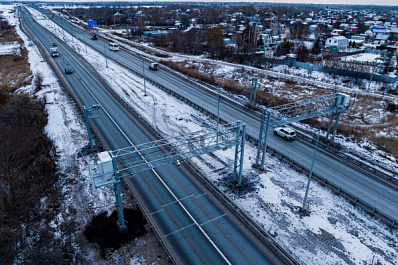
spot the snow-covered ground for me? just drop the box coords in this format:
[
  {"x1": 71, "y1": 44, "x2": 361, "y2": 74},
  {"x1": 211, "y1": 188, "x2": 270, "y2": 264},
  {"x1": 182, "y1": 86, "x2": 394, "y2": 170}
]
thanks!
[
  {"x1": 4, "y1": 4, "x2": 398, "y2": 264},
  {"x1": 344, "y1": 53, "x2": 382, "y2": 63},
  {"x1": 0, "y1": 41, "x2": 21, "y2": 55}
]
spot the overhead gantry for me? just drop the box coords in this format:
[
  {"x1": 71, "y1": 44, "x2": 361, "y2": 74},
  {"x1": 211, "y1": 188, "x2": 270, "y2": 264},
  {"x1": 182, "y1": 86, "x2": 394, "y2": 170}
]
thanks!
[
  {"x1": 91, "y1": 121, "x2": 246, "y2": 229},
  {"x1": 255, "y1": 93, "x2": 351, "y2": 169}
]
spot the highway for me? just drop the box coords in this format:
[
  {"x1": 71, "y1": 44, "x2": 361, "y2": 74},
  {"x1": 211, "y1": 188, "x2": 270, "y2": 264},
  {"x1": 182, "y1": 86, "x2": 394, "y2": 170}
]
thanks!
[
  {"x1": 21, "y1": 8, "x2": 298, "y2": 265},
  {"x1": 40, "y1": 9, "x2": 398, "y2": 226}
]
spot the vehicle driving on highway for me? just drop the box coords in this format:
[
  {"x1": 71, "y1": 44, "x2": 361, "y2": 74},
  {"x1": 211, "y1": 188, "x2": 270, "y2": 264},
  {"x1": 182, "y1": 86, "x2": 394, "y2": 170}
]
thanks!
[
  {"x1": 109, "y1": 42, "x2": 119, "y2": 51},
  {"x1": 274, "y1": 127, "x2": 296, "y2": 141},
  {"x1": 149, "y1": 62, "x2": 159, "y2": 70},
  {"x1": 50, "y1": 47, "x2": 59, "y2": 57},
  {"x1": 65, "y1": 67, "x2": 73, "y2": 74}
]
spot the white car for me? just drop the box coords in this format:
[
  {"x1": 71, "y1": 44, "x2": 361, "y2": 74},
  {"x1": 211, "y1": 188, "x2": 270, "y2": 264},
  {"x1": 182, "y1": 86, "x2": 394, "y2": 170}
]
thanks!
[{"x1": 274, "y1": 127, "x2": 296, "y2": 141}]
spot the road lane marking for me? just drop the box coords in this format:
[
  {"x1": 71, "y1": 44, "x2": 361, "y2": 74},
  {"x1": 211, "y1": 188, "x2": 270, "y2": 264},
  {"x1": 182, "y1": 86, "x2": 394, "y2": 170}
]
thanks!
[
  {"x1": 151, "y1": 194, "x2": 195, "y2": 215},
  {"x1": 200, "y1": 213, "x2": 227, "y2": 227},
  {"x1": 164, "y1": 223, "x2": 196, "y2": 237}
]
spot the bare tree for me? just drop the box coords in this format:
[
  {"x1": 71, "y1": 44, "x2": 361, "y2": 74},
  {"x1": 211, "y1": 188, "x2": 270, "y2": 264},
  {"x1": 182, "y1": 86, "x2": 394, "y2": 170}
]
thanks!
[
  {"x1": 34, "y1": 73, "x2": 43, "y2": 93},
  {"x1": 206, "y1": 26, "x2": 225, "y2": 58}
]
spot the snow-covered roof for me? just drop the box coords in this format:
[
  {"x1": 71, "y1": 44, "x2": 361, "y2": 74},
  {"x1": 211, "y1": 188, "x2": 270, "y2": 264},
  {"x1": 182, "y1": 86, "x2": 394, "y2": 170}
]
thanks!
[{"x1": 330, "y1": 35, "x2": 348, "y2": 41}]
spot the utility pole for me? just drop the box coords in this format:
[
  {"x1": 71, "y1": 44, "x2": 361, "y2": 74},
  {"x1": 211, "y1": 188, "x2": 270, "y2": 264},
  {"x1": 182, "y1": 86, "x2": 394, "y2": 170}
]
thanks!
[
  {"x1": 83, "y1": 104, "x2": 101, "y2": 150},
  {"x1": 249, "y1": 77, "x2": 258, "y2": 107},
  {"x1": 301, "y1": 119, "x2": 323, "y2": 213},
  {"x1": 103, "y1": 41, "x2": 108, "y2": 68},
  {"x1": 84, "y1": 34, "x2": 87, "y2": 53},
  {"x1": 142, "y1": 56, "x2": 147, "y2": 96},
  {"x1": 217, "y1": 82, "x2": 221, "y2": 144}
]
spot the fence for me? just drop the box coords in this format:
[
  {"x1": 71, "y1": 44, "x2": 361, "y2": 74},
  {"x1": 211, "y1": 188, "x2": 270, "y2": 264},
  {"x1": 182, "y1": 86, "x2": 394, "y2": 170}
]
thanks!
[
  {"x1": 288, "y1": 60, "x2": 397, "y2": 84},
  {"x1": 257, "y1": 56, "x2": 397, "y2": 84}
]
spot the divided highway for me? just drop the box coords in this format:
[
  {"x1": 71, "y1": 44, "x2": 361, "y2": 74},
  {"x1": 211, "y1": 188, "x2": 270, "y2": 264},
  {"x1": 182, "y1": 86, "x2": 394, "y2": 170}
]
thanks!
[
  {"x1": 42, "y1": 9, "x2": 398, "y2": 226},
  {"x1": 21, "y1": 8, "x2": 298, "y2": 265}
]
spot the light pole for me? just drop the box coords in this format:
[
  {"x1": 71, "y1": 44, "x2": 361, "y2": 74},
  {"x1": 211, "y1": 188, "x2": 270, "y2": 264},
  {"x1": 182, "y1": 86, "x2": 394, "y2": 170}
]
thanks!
[
  {"x1": 84, "y1": 34, "x2": 87, "y2": 53},
  {"x1": 142, "y1": 56, "x2": 147, "y2": 96},
  {"x1": 368, "y1": 58, "x2": 381, "y2": 92},
  {"x1": 301, "y1": 119, "x2": 323, "y2": 213},
  {"x1": 217, "y1": 81, "x2": 221, "y2": 144},
  {"x1": 103, "y1": 41, "x2": 108, "y2": 68},
  {"x1": 83, "y1": 104, "x2": 101, "y2": 151},
  {"x1": 368, "y1": 66, "x2": 375, "y2": 92}
]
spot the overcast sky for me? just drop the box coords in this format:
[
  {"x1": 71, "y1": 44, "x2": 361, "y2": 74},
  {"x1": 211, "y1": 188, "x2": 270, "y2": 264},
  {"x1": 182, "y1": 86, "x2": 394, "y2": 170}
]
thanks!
[
  {"x1": 18, "y1": 0, "x2": 398, "y2": 5},
  {"x1": 255, "y1": 0, "x2": 398, "y2": 5}
]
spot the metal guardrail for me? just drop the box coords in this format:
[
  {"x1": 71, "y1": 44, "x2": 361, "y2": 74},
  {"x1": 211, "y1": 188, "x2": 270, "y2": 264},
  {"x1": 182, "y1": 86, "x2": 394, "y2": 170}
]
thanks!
[
  {"x1": 294, "y1": 131, "x2": 398, "y2": 190},
  {"x1": 266, "y1": 145, "x2": 397, "y2": 229},
  {"x1": 40, "y1": 20, "x2": 300, "y2": 263},
  {"x1": 23, "y1": 10, "x2": 180, "y2": 263},
  {"x1": 40, "y1": 10, "x2": 398, "y2": 230},
  {"x1": 123, "y1": 178, "x2": 177, "y2": 264},
  {"x1": 184, "y1": 160, "x2": 300, "y2": 265},
  {"x1": 95, "y1": 33, "x2": 398, "y2": 229}
]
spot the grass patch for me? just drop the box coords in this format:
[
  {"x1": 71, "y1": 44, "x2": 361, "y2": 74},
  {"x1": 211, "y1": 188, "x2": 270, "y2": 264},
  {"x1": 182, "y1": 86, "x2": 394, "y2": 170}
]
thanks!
[
  {"x1": 113, "y1": 33, "x2": 171, "y2": 58},
  {"x1": 0, "y1": 18, "x2": 80, "y2": 264},
  {"x1": 0, "y1": 20, "x2": 31, "y2": 93},
  {"x1": 369, "y1": 135, "x2": 398, "y2": 159},
  {"x1": 161, "y1": 60, "x2": 398, "y2": 158},
  {"x1": 0, "y1": 20, "x2": 23, "y2": 44},
  {"x1": 1, "y1": 48, "x2": 32, "y2": 93}
]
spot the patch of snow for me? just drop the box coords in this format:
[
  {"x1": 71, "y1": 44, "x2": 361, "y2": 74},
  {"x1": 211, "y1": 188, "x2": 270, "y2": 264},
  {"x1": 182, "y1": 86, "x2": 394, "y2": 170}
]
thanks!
[
  {"x1": 0, "y1": 41, "x2": 21, "y2": 55},
  {"x1": 344, "y1": 53, "x2": 381, "y2": 63},
  {"x1": 11, "y1": 5, "x2": 398, "y2": 265}
]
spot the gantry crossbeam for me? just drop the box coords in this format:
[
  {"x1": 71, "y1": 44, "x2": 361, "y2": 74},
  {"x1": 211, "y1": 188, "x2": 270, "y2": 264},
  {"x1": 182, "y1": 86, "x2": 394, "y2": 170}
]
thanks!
[
  {"x1": 109, "y1": 121, "x2": 245, "y2": 178},
  {"x1": 256, "y1": 93, "x2": 351, "y2": 167},
  {"x1": 91, "y1": 121, "x2": 246, "y2": 229},
  {"x1": 268, "y1": 94, "x2": 342, "y2": 127}
]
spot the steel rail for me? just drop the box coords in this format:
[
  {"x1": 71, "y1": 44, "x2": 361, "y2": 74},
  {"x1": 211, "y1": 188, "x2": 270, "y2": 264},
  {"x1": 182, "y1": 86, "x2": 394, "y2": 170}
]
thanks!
[
  {"x1": 43, "y1": 12, "x2": 398, "y2": 228},
  {"x1": 22, "y1": 8, "x2": 300, "y2": 264}
]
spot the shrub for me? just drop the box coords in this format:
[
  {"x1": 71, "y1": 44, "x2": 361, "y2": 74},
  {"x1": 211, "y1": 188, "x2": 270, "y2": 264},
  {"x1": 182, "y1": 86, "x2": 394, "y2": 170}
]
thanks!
[
  {"x1": 34, "y1": 73, "x2": 44, "y2": 93},
  {"x1": 0, "y1": 94, "x2": 58, "y2": 262}
]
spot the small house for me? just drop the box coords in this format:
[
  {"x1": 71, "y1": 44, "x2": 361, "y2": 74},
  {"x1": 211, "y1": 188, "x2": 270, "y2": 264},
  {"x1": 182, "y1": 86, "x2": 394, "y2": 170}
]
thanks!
[{"x1": 325, "y1": 36, "x2": 348, "y2": 52}]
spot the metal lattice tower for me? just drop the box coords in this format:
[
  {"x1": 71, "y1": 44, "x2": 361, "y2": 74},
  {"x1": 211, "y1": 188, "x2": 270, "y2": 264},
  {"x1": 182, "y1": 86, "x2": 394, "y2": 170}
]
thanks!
[
  {"x1": 91, "y1": 121, "x2": 247, "y2": 229},
  {"x1": 255, "y1": 93, "x2": 351, "y2": 168},
  {"x1": 83, "y1": 104, "x2": 101, "y2": 150}
]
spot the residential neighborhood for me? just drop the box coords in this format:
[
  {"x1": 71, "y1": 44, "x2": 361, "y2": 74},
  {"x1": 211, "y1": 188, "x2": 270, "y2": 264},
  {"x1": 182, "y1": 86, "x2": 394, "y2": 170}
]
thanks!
[
  {"x1": 55, "y1": 3, "x2": 398, "y2": 88},
  {"x1": 1, "y1": 2, "x2": 398, "y2": 265}
]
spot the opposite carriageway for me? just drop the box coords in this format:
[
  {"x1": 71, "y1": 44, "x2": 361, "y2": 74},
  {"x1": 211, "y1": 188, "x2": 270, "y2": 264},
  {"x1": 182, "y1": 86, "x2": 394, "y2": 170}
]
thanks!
[
  {"x1": 42, "y1": 9, "x2": 398, "y2": 227},
  {"x1": 22, "y1": 8, "x2": 299, "y2": 265}
]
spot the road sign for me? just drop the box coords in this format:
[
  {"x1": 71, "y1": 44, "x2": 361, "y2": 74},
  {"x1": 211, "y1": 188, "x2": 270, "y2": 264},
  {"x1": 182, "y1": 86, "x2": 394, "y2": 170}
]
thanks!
[{"x1": 87, "y1": 20, "x2": 97, "y2": 28}]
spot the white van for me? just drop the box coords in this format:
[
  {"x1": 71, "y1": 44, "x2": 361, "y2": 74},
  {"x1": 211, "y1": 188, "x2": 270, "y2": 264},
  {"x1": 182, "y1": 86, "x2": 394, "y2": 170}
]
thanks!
[
  {"x1": 149, "y1": 62, "x2": 159, "y2": 70},
  {"x1": 109, "y1": 43, "x2": 119, "y2": 51}
]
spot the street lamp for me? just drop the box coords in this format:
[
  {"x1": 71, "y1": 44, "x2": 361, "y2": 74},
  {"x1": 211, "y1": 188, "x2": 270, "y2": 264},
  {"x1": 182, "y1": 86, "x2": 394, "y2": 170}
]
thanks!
[
  {"x1": 301, "y1": 119, "x2": 323, "y2": 214},
  {"x1": 103, "y1": 41, "x2": 108, "y2": 68},
  {"x1": 142, "y1": 56, "x2": 147, "y2": 96},
  {"x1": 368, "y1": 58, "x2": 383, "y2": 92},
  {"x1": 217, "y1": 81, "x2": 221, "y2": 144},
  {"x1": 84, "y1": 34, "x2": 87, "y2": 53}
]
